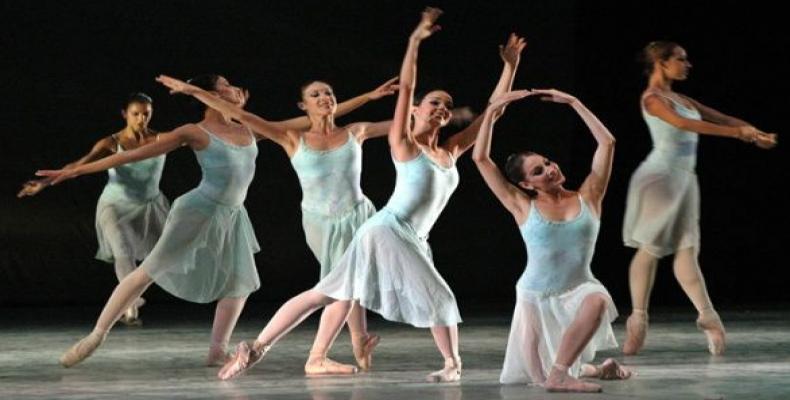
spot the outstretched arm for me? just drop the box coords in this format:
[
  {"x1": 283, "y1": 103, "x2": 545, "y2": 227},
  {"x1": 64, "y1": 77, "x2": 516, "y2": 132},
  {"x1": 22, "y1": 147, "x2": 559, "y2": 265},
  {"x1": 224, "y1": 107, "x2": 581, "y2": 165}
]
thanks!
[
  {"x1": 389, "y1": 7, "x2": 443, "y2": 161},
  {"x1": 682, "y1": 95, "x2": 750, "y2": 126},
  {"x1": 472, "y1": 90, "x2": 532, "y2": 223},
  {"x1": 681, "y1": 95, "x2": 777, "y2": 149},
  {"x1": 444, "y1": 33, "x2": 527, "y2": 158},
  {"x1": 156, "y1": 75, "x2": 300, "y2": 152},
  {"x1": 18, "y1": 136, "x2": 116, "y2": 197},
  {"x1": 36, "y1": 126, "x2": 195, "y2": 186},
  {"x1": 644, "y1": 94, "x2": 776, "y2": 148},
  {"x1": 280, "y1": 76, "x2": 399, "y2": 133}
]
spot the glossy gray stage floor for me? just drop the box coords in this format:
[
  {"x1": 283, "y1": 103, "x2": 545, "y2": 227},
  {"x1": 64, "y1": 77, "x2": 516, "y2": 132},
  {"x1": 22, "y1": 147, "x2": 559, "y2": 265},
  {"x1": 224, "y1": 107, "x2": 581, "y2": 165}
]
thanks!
[{"x1": 2, "y1": 305, "x2": 789, "y2": 399}]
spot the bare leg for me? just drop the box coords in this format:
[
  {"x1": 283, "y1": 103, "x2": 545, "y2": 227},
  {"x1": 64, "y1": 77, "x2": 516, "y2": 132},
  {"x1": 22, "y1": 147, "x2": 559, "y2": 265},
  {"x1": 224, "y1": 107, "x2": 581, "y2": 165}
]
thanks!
[
  {"x1": 426, "y1": 325, "x2": 461, "y2": 383},
  {"x1": 624, "y1": 248, "x2": 658, "y2": 355},
  {"x1": 672, "y1": 247, "x2": 726, "y2": 355},
  {"x1": 346, "y1": 301, "x2": 380, "y2": 371},
  {"x1": 544, "y1": 294, "x2": 608, "y2": 393},
  {"x1": 218, "y1": 289, "x2": 343, "y2": 380},
  {"x1": 60, "y1": 267, "x2": 154, "y2": 367},
  {"x1": 305, "y1": 300, "x2": 357, "y2": 375},
  {"x1": 113, "y1": 256, "x2": 145, "y2": 326},
  {"x1": 206, "y1": 296, "x2": 247, "y2": 366}
]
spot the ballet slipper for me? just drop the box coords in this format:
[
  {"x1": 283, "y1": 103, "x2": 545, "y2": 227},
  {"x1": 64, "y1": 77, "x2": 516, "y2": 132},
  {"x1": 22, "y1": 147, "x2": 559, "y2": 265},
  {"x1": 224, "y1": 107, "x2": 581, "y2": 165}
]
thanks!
[
  {"x1": 352, "y1": 333, "x2": 380, "y2": 371},
  {"x1": 623, "y1": 310, "x2": 648, "y2": 355},
  {"x1": 696, "y1": 310, "x2": 726, "y2": 355},
  {"x1": 426, "y1": 357, "x2": 462, "y2": 383},
  {"x1": 544, "y1": 365, "x2": 602, "y2": 393},
  {"x1": 217, "y1": 341, "x2": 269, "y2": 380},
  {"x1": 60, "y1": 330, "x2": 107, "y2": 368},
  {"x1": 304, "y1": 356, "x2": 358, "y2": 377}
]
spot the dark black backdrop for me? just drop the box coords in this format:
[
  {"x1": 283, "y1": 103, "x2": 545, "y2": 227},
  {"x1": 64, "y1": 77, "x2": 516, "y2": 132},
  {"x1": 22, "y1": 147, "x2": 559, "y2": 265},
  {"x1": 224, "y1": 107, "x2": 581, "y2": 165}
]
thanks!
[{"x1": 1, "y1": 1, "x2": 786, "y2": 312}]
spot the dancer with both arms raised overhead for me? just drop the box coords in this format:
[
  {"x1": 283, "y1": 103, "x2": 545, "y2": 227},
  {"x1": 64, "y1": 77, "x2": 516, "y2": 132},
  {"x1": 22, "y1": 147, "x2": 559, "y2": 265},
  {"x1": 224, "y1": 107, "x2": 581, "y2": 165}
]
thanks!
[{"x1": 472, "y1": 88, "x2": 631, "y2": 392}]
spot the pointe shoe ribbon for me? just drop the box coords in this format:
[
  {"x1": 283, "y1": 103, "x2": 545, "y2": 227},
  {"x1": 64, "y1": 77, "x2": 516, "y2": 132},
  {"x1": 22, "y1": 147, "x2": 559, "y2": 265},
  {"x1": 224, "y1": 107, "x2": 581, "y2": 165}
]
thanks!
[
  {"x1": 352, "y1": 334, "x2": 380, "y2": 371},
  {"x1": 426, "y1": 357, "x2": 462, "y2": 383},
  {"x1": 696, "y1": 311, "x2": 726, "y2": 355},
  {"x1": 623, "y1": 311, "x2": 648, "y2": 355},
  {"x1": 217, "y1": 341, "x2": 269, "y2": 380}
]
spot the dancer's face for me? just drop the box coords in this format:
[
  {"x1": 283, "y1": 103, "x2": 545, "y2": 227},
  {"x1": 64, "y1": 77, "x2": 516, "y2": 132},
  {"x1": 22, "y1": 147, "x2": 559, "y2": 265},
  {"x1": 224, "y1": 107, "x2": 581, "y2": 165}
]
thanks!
[
  {"x1": 413, "y1": 90, "x2": 453, "y2": 128},
  {"x1": 660, "y1": 46, "x2": 692, "y2": 81},
  {"x1": 300, "y1": 82, "x2": 337, "y2": 117},
  {"x1": 122, "y1": 102, "x2": 152, "y2": 133},
  {"x1": 521, "y1": 153, "x2": 565, "y2": 191},
  {"x1": 213, "y1": 76, "x2": 246, "y2": 106}
]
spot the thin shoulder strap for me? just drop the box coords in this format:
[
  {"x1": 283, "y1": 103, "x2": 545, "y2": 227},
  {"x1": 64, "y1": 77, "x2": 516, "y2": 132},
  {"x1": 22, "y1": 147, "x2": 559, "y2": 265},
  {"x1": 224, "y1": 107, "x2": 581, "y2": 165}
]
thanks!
[
  {"x1": 244, "y1": 125, "x2": 256, "y2": 141},
  {"x1": 195, "y1": 124, "x2": 212, "y2": 136},
  {"x1": 110, "y1": 133, "x2": 122, "y2": 152}
]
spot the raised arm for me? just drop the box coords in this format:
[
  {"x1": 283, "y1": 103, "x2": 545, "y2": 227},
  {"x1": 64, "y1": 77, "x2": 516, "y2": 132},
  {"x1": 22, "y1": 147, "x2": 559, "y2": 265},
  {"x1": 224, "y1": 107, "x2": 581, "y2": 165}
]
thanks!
[
  {"x1": 472, "y1": 90, "x2": 532, "y2": 223},
  {"x1": 352, "y1": 106, "x2": 475, "y2": 143},
  {"x1": 644, "y1": 94, "x2": 776, "y2": 148},
  {"x1": 390, "y1": 7, "x2": 443, "y2": 161},
  {"x1": 18, "y1": 135, "x2": 116, "y2": 197},
  {"x1": 36, "y1": 126, "x2": 195, "y2": 186},
  {"x1": 534, "y1": 90, "x2": 615, "y2": 212},
  {"x1": 443, "y1": 33, "x2": 527, "y2": 158}
]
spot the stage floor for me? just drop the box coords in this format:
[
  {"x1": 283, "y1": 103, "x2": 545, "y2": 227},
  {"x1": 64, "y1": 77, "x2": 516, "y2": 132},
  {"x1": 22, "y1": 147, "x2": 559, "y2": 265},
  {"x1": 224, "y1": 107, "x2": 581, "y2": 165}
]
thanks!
[{"x1": 1, "y1": 306, "x2": 789, "y2": 399}]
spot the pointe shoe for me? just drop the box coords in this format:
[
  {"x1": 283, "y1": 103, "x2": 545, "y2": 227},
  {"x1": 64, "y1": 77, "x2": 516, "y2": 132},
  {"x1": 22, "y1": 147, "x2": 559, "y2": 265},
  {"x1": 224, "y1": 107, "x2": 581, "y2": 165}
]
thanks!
[
  {"x1": 426, "y1": 358, "x2": 462, "y2": 383},
  {"x1": 588, "y1": 358, "x2": 632, "y2": 380},
  {"x1": 352, "y1": 333, "x2": 380, "y2": 371},
  {"x1": 544, "y1": 366, "x2": 602, "y2": 393},
  {"x1": 119, "y1": 298, "x2": 145, "y2": 327},
  {"x1": 217, "y1": 341, "x2": 269, "y2": 380},
  {"x1": 60, "y1": 331, "x2": 107, "y2": 368},
  {"x1": 305, "y1": 357, "x2": 358, "y2": 377},
  {"x1": 623, "y1": 311, "x2": 648, "y2": 355},
  {"x1": 696, "y1": 310, "x2": 726, "y2": 355},
  {"x1": 206, "y1": 345, "x2": 232, "y2": 367}
]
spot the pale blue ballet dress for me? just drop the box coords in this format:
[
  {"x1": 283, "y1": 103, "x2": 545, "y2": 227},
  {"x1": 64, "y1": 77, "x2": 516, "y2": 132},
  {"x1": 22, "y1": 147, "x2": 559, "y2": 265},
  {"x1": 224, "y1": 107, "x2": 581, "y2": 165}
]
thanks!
[
  {"x1": 290, "y1": 132, "x2": 376, "y2": 279},
  {"x1": 315, "y1": 150, "x2": 462, "y2": 328},
  {"x1": 500, "y1": 196, "x2": 618, "y2": 384},
  {"x1": 95, "y1": 135, "x2": 169, "y2": 263},
  {"x1": 623, "y1": 92, "x2": 701, "y2": 257},
  {"x1": 141, "y1": 125, "x2": 261, "y2": 303}
]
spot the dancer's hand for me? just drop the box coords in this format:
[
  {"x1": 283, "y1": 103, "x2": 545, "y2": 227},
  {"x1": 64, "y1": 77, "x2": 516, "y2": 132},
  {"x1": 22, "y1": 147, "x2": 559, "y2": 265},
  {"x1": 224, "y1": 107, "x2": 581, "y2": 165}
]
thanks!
[
  {"x1": 17, "y1": 179, "x2": 49, "y2": 198},
  {"x1": 487, "y1": 90, "x2": 532, "y2": 116},
  {"x1": 410, "y1": 7, "x2": 443, "y2": 42},
  {"x1": 155, "y1": 75, "x2": 201, "y2": 95},
  {"x1": 238, "y1": 87, "x2": 251, "y2": 108},
  {"x1": 367, "y1": 77, "x2": 400, "y2": 100},
  {"x1": 530, "y1": 89, "x2": 578, "y2": 104},
  {"x1": 754, "y1": 131, "x2": 778, "y2": 149},
  {"x1": 35, "y1": 167, "x2": 82, "y2": 186},
  {"x1": 737, "y1": 125, "x2": 759, "y2": 143},
  {"x1": 499, "y1": 33, "x2": 527, "y2": 67},
  {"x1": 449, "y1": 106, "x2": 476, "y2": 126}
]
